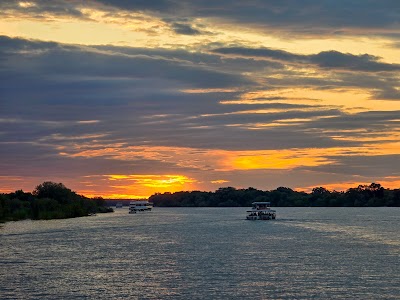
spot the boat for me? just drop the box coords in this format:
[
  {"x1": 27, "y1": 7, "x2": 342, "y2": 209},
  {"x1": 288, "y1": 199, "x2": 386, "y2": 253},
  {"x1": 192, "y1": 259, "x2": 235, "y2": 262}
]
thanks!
[
  {"x1": 129, "y1": 200, "x2": 152, "y2": 214},
  {"x1": 246, "y1": 202, "x2": 276, "y2": 220}
]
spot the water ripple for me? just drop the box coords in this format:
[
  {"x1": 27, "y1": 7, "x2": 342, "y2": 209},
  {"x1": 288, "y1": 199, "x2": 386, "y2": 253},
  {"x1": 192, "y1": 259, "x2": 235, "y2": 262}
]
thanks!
[{"x1": 1, "y1": 207, "x2": 399, "y2": 299}]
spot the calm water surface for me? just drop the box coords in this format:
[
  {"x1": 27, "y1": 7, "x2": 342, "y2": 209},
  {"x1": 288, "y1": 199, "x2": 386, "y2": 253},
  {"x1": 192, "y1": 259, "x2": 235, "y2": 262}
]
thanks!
[{"x1": 1, "y1": 207, "x2": 399, "y2": 299}]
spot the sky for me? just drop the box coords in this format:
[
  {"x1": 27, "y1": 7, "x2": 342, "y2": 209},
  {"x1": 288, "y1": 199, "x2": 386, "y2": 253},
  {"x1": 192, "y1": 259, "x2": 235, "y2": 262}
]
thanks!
[{"x1": 1, "y1": 0, "x2": 400, "y2": 198}]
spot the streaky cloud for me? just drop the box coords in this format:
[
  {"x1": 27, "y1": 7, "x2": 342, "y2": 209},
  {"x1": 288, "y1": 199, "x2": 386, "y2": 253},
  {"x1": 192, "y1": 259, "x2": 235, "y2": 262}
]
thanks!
[{"x1": 212, "y1": 46, "x2": 400, "y2": 72}]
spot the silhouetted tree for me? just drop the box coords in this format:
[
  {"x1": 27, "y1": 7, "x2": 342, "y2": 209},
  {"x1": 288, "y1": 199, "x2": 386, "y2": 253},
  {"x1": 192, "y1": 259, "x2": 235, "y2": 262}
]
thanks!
[
  {"x1": 149, "y1": 183, "x2": 399, "y2": 208},
  {"x1": 33, "y1": 182, "x2": 75, "y2": 204},
  {"x1": 1, "y1": 181, "x2": 113, "y2": 222}
]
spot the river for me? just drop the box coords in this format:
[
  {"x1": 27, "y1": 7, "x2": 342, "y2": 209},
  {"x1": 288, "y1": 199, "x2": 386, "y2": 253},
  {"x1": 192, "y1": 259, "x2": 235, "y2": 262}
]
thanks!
[{"x1": 1, "y1": 207, "x2": 399, "y2": 299}]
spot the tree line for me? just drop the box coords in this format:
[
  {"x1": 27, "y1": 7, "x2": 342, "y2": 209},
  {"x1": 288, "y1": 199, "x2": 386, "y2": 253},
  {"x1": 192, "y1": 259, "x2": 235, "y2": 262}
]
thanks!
[
  {"x1": 0, "y1": 181, "x2": 113, "y2": 222},
  {"x1": 149, "y1": 183, "x2": 400, "y2": 207}
]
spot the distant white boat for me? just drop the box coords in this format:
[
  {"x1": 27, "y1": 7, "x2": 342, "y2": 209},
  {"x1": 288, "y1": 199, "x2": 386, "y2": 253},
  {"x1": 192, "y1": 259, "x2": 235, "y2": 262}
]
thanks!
[
  {"x1": 115, "y1": 202, "x2": 123, "y2": 208},
  {"x1": 129, "y1": 201, "x2": 152, "y2": 214},
  {"x1": 246, "y1": 202, "x2": 276, "y2": 220}
]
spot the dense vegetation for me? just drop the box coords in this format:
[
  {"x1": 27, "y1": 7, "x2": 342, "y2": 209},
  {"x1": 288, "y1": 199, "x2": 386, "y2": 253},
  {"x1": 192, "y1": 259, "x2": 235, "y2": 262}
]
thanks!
[
  {"x1": 149, "y1": 183, "x2": 400, "y2": 207},
  {"x1": 0, "y1": 181, "x2": 113, "y2": 222}
]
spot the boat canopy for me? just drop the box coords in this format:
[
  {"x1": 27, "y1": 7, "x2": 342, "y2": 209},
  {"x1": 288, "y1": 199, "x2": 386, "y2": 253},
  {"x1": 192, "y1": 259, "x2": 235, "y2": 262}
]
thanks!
[
  {"x1": 129, "y1": 201, "x2": 151, "y2": 205},
  {"x1": 251, "y1": 202, "x2": 271, "y2": 209}
]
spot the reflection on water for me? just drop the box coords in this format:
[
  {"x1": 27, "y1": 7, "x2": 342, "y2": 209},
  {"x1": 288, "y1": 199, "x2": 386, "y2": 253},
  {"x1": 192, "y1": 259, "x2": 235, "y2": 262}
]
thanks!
[{"x1": 1, "y1": 207, "x2": 399, "y2": 299}]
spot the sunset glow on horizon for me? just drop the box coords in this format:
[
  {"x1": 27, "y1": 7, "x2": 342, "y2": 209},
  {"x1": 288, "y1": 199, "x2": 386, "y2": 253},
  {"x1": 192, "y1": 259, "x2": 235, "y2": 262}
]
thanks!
[{"x1": 1, "y1": 1, "x2": 400, "y2": 198}]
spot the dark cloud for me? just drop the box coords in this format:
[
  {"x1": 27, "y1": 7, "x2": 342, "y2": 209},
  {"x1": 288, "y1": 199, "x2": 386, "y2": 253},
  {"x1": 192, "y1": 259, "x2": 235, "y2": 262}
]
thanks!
[
  {"x1": 310, "y1": 51, "x2": 400, "y2": 72},
  {"x1": 212, "y1": 47, "x2": 301, "y2": 62},
  {"x1": 95, "y1": 44, "x2": 282, "y2": 72},
  {"x1": 303, "y1": 155, "x2": 400, "y2": 178},
  {"x1": 373, "y1": 86, "x2": 400, "y2": 100},
  {"x1": 0, "y1": 0, "x2": 85, "y2": 19},
  {"x1": 93, "y1": 0, "x2": 178, "y2": 12},
  {"x1": 2, "y1": 1, "x2": 399, "y2": 38},
  {"x1": 307, "y1": 110, "x2": 400, "y2": 133},
  {"x1": 191, "y1": 0, "x2": 400, "y2": 36},
  {"x1": 0, "y1": 35, "x2": 59, "y2": 55},
  {"x1": 0, "y1": 36, "x2": 251, "y2": 90},
  {"x1": 212, "y1": 47, "x2": 400, "y2": 72},
  {"x1": 171, "y1": 23, "x2": 202, "y2": 35},
  {"x1": 92, "y1": 1, "x2": 400, "y2": 34}
]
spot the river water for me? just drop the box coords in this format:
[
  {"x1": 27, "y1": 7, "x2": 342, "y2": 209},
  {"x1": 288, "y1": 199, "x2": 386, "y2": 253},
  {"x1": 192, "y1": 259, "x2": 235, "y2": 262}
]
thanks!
[{"x1": 1, "y1": 207, "x2": 399, "y2": 299}]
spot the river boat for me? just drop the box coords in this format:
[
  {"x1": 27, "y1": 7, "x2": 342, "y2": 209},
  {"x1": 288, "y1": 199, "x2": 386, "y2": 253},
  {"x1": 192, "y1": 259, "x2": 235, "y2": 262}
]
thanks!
[
  {"x1": 246, "y1": 202, "x2": 276, "y2": 220},
  {"x1": 129, "y1": 200, "x2": 152, "y2": 214}
]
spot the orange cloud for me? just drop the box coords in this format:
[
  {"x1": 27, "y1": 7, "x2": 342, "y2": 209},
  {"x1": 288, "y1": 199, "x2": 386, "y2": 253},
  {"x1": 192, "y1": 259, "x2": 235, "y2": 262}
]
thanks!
[
  {"x1": 211, "y1": 179, "x2": 230, "y2": 184},
  {"x1": 59, "y1": 140, "x2": 400, "y2": 173}
]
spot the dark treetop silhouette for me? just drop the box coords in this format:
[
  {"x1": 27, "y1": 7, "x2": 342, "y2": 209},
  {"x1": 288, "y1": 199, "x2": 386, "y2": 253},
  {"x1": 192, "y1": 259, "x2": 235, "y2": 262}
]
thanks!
[
  {"x1": 0, "y1": 181, "x2": 113, "y2": 222},
  {"x1": 149, "y1": 183, "x2": 400, "y2": 208}
]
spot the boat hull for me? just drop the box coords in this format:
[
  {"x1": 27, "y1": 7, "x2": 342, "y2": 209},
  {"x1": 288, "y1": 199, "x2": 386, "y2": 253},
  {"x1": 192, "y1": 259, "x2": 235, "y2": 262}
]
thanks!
[{"x1": 246, "y1": 214, "x2": 276, "y2": 220}]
